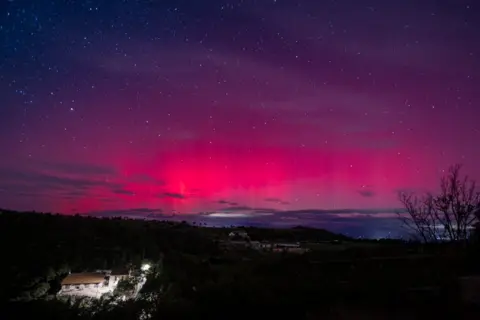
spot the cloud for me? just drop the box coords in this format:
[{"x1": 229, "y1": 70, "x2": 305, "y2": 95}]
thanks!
[
  {"x1": 207, "y1": 212, "x2": 257, "y2": 218},
  {"x1": 162, "y1": 192, "x2": 186, "y2": 199},
  {"x1": 112, "y1": 188, "x2": 135, "y2": 196},
  {"x1": 0, "y1": 160, "x2": 174, "y2": 207},
  {"x1": 200, "y1": 206, "x2": 405, "y2": 238},
  {"x1": 0, "y1": 168, "x2": 118, "y2": 191},
  {"x1": 254, "y1": 208, "x2": 282, "y2": 214},
  {"x1": 216, "y1": 206, "x2": 257, "y2": 212},
  {"x1": 34, "y1": 161, "x2": 117, "y2": 176},
  {"x1": 0, "y1": 161, "x2": 129, "y2": 204},
  {"x1": 125, "y1": 174, "x2": 164, "y2": 185},
  {"x1": 86, "y1": 208, "x2": 165, "y2": 219},
  {"x1": 205, "y1": 206, "x2": 406, "y2": 219},
  {"x1": 82, "y1": 205, "x2": 407, "y2": 238},
  {"x1": 0, "y1": 159, "x2": 121, "y2": 197},
  {"x1": 216, "y1": 199, "x2": 239, "y2": 206},
  {"x1": 276, "y1": 208, "x2": 405, "y2": 216},
  {"x1": 204, "y1": 205, "x2": 278, "y2": 218},
  {"x1": 264, "y1": 197, "x2": 290, "y2": 205},
  {"x1": 357, "y1": 189, "x2": 375, "y2": 197},
  {"x1": 206, "y1": 211, "x2": 275, "y2": 218}
]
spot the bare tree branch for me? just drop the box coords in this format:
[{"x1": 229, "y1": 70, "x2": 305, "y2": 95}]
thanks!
[{"x1": 397, "y1": 164, "x2": 480, "y2": 243}]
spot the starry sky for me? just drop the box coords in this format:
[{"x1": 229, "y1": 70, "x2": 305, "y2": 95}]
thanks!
[{"x1": 0, "y1": 0, "x2": 479, "y2": 238}]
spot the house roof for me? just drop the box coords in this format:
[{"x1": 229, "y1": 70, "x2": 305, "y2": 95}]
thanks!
[{"x1": 61, "y1": 273, "x2": 106, "y2": 285}]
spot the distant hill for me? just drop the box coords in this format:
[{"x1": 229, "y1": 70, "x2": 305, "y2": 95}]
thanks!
[
  {"x1": 0, "y1": 209, "x2": 351, "y2": 243},
  {"x1": 240, "y1": 225, "x2": 350, "y2": 242}
]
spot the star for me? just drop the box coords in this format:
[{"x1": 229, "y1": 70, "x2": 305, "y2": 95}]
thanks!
[{"x1": 0, "y1": 0, "x2": 478, "y2": 239}]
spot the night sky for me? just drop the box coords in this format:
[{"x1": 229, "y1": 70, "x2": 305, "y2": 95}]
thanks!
[{"x1": 1, "y1": 0, "x2": 479, "y2": 238}]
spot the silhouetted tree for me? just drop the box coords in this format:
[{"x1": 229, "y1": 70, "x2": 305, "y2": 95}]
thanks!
[{"x1": 398, "y1": 164, "x2": 480, "y2": 243}]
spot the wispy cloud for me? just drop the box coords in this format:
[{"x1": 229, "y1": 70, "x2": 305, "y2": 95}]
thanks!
[
  {"x1": 34, "y1": 161, "x2": 117, "y2": 176},
  {"x1": 264, "y1": 197, "x2": 290, "y2": 205},
  {"x1": 207, "y1": 204, "x2": 407, "y2": 216},
  {"x1": 85, "y1": 206, "x2": 404, "y2": 238},
  {"x1": 358, "y1": 189, "x2": 375, "y2": 197},
  {"x1": 0, "y1": 168, "x2": 119, "y2": 191},
  {"x1": 86, "y1": 208, "x2": 165, "y2": 219},
  {"x1": 216, "y1": 199, "x2": 239, "y2": 206},
  {"x1": 125, "y1": 174, "x2": 164, "y2": 185},
  {"x1": 112, "y1": 188, "x2": 136, "y2": 196},
  {"x1": 162, "y1": 192, "x2": 186, "y2": 199}
]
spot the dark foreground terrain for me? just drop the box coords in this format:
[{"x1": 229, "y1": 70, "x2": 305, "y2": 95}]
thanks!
[{"x1": 1, "y1": 209, "x2": 480, "y2": 319}]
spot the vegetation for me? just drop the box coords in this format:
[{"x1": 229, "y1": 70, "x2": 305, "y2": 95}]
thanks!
[
  {"x1": 398, "y1": 164, "x2": 480, "y2": 243},
  {"x1": 0, "y1": 207, "x2": 479, "y2": 319},
  {"x1": 114, "y1": 277, "x2": 137, "y2": 296}
]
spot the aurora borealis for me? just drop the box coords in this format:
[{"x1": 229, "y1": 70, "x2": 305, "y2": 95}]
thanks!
[{"x1": 1, "y1": 0, "x2": 479, "y2": 237}]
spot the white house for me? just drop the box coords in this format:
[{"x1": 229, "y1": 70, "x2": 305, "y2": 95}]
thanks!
[
  {"x1": 109, "y1": 268, "x2": 130, "y2": 286},
  {"x1": 58, "y1": 266, "x2": 146, "y2": 300},
  {"x1": 272, "y1": 242, "x2": 309, "y2": 253},
  {"x1": 58, "y1": 272, "x2": 110, "y2": 298},
  {"x1": 228, "y1": 230, "x2": 249, "y2": 240}
]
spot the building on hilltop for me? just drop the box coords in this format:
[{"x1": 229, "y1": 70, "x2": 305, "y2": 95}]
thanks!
[
  {"x1": 110, "y1": 268, "x2": 131, "y2": 285},
  {"x1": 58, "y1": 269, "x2": 135, "y2": 299},
  {"x1": 60, "y1": 273, "x2": 107, "y2": 288},
  {"x1": 58, "y1": 273, "x2": 108, "y2": 298},
  {"x1": 228, "y1": 229, "x2": 250, "y2": 241}
]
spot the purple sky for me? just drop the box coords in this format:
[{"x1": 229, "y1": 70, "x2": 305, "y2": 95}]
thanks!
[{"x1": 0, "y1": 0, "x2": 479, "y2": 237}]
